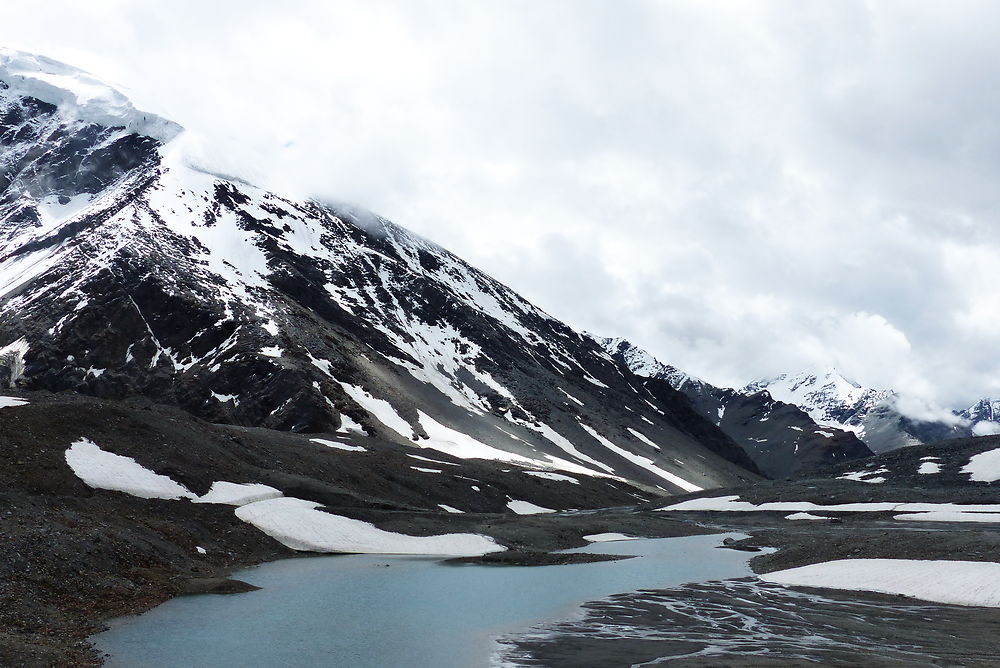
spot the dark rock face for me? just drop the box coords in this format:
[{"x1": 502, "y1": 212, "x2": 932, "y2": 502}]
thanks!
[
  {"x1": 0, "y1": 82, "x2": 759, "y2": 493},
  {"x1": 597, "y1": 337, "x2": 873, "y2": 479}
]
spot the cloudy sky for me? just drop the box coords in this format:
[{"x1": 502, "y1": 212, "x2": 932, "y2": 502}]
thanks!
[{"x1": 4, "y1": 1, "x2": 1000, "y2": 412}]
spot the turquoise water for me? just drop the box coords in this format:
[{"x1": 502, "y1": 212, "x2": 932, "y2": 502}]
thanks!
[{"x1": 93, "y1": 533, "x2": 755, "y2": 668}]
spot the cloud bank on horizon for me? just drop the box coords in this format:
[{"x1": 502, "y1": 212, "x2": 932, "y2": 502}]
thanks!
[{"x1": 3, "y1": 0, "x2": 999, "y2": 412}]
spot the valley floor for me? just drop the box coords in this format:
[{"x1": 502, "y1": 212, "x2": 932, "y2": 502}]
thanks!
[
  {"x1": 3, "y1": 394, "x2": 1000, "y2": 667},
  {"x1": 7, "y1": 500, "x2": 1000, "y2": 666}
]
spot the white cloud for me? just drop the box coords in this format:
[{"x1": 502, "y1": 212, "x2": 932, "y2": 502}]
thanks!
[
  {"x1": 4, "y1": 1, "x2": 1000, "y2": 410},
  {"x1": 973, "y1": 422, "x2": 1000, "y2": 436}
]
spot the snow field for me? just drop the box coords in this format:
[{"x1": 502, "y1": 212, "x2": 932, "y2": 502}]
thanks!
[
  {"x1": 65, "y1": 439, "x2": 196, "y2": 500},
  {"x1": 961, "y1": 448, "x2": 1000, "y2": 483},
  {"x1": 235, "y1": 497, "x2": 503, "y2": 555},
  {"x1": 761, "y1": 559, "x2": 1000, "y2": 608}
]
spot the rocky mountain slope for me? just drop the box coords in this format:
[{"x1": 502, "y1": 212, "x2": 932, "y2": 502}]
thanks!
[
  {"x1": 595, "y1": 337, "x2": 872, "y2": 478},
  {"x1": 0, "y1": 47, "x2": 759, "y2": 496}
]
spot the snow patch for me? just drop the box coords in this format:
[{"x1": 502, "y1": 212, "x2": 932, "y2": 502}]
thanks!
[
  {"x1": 661, "y1": 495, "x2": 1000, "y2": 514},
  {"x1": 894, "y1": 511, "x2": 1000, "y2": 523},
  {"x1": 310, "y1": 437, "x2": 366, "y2": 453},
  {"x1": 761, "y1": 559, "x2": 1000, "y2": 608},
  {"x1": 235, "y1": 497, "x2": 504, "y2": 555},
  {"x1": 918, "y1": 461, "x2": 941, "y2": 475},
  {"x1": 193, "y1": 482, "x2": 283, "y2": 506},
  {"x1": 785, "y1": 512, "x2": 831, "y2": 521},
  {"x1": 626, "y1": 427, "x2": 661, "y2": 450},
  {"x1": 64, "y1": 438, "x2": 194, "y2": 500},
  {"x1": 523, "y1": 470, "x2": 579, "y2": 484},
  {"x1": 578, "y1": 422, "x2": 702, "y2": 493},
  {"x1": 507, "y1": 500, "x2": 556, "y2": 515},
  {"x1": 961, "y1": 448, "x2": 1000, "y2": 483},
  {"x1": 582, "y1": 533, "x2": 641, "y2": 542}
]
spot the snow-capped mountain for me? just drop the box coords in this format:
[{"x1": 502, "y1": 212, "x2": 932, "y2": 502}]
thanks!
[
  {"x1": 595, "y1": 337, "x2": 872, "y2": 478},
  {"x1": 960, "y1": 399, "x2": 1000, "y2": 433},
  {"x1": 742, "y1": 369, "x2": 890, "y2": 437},
  {"x1": 0, "y1": 48, "x2": 759, "y2": 495},
  {"x1": 745, "y1": 370, "x2": 1000, "y2": 453}
]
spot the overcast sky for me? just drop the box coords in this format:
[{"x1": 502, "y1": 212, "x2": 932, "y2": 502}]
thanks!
[{"x1": 5, "y1": 1, "x2": 1000, "y2": 412}]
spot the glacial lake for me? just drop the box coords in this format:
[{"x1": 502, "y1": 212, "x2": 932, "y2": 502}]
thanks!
[{"x1": 93, "y1": 532, "x2": 756, "y2": 667}]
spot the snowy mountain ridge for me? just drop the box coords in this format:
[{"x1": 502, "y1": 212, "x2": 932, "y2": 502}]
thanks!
[
  {"x1": 595, "y1": 337, "x2": 872, "y2": 478},
  {"x1": 742, "y1": 368, "x2": 891, "y2": 438},
  {"x1": 598, "y1": 335, "x2": 1000, "y2": 454},
  {"x1": 0, "y1": 49, "x2": 760, "y2": 495},
  {"x1": 0, "y1": 47, "x2": 180, "y2": 143}
]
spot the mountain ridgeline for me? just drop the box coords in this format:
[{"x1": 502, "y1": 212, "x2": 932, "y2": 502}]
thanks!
[
  {"x1": 595, "y1": 337, "x2": 874, "y2": 478},
  {"x1": 0, "y1": 48, "x2": 760, "y2": 496}
]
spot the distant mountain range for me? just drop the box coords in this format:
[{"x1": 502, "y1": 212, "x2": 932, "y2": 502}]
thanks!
[
  {"x1": 596, "y1": 336, "x2": 999, "y2": 462},
  {"x1": 595, "y1": 337, "x2": 872, "y2": 478}
]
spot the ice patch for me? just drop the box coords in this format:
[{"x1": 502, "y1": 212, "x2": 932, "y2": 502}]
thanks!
[
  {"x1": 0, "y1": 396, "x2": 27, "y2": 408},
  {"x1": 785, "y1": 512, "x2": 831, "y2": 521},
  {"x1": 438, "y1": 504, "x2": 464, "y2": 514},
  {"x1": 234, "y1": 497, "x2": 503, "y2": 555}
]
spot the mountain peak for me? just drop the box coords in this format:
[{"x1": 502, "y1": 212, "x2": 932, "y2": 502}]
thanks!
[
  {"x1": 586, "y1": 334, "x2": 706, "y2": 390},
  {"x1": 0, "y1": 47, "x2": 181, "y2": 143},
  {"x1": 743, "y1": 368, "x2": 890, "y2": 433}
]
